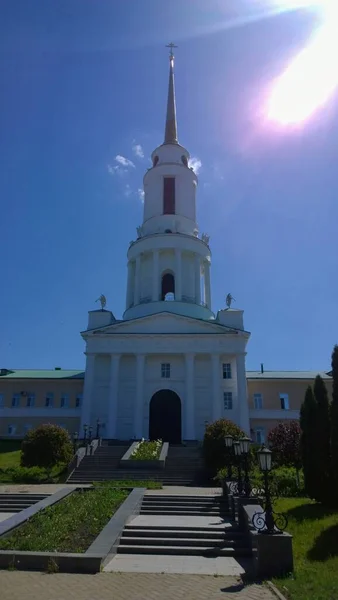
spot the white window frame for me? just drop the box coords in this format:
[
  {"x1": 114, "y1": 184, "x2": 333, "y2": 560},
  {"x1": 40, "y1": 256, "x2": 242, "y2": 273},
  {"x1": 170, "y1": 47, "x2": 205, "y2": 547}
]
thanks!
[
  {"x1": 280, "y1": 393, "x2": 289, "y2": 410},
  {"x1": 222, "y1": 363, "x2": 232, "y2": 379},
  {"x1": 8, "y1": 424, "x2": 16, "y2": 436},
  {"x1": 24, "y1": 424, "x2": 32, "y2": 434},
  {"x1": 0, "y1": 393, "x2": 4, "y2": 408},
  {"x1": 76, "y1": 394, "x2": 83, "y2": 408},
  {"x1": 255, "y1": 428, "x2": 265, "y2": 444},
  {"x1": 60, "y1": 393, "x2": 69, "y2": 408},
  {"x1": 254, "y1": 393, "x2": 263, "y2": 410},
  {"x1": 11, "y1": 394, "x2": 20, "y2": 408},
  {"x1": 26, "y1": 393, "x2": 35, "y2": 408},
  {"x1": 223, "y1": 391, "x2": 233, "y2": 410},
  {"x1": 45, "y1": 393, "x2": 54, "y2": 408},
  {"x1": 161, "y1": 363, "x2": 171, "y2": 378}
]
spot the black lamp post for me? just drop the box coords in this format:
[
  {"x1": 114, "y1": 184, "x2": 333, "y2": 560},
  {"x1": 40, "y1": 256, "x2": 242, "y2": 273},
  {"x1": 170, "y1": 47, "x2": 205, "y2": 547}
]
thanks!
[
  {"x1": 72, "y1": 431, "x2": 78, "y2": 454},
  {"x1": 96, "y1": 419, "x2": 101, "y2": 439},
  {"x1": 83, "y1": 424, "x2": 88, "y2": 443},
  {"x1": 239, "y1": 436, "x2": 252, "y2": 497},
  {"x1": 257, "y1": 446, "x2": 275, "y2": 533},
  {"x1": 88, "y1": 425, "x2": 93, "y2": 443},
  {"x1": 224, "y1": 434, "x2": 233, "y2": 479},
  {"x1": 233, "y1": 441, "x2": 243, "y2": 495}
]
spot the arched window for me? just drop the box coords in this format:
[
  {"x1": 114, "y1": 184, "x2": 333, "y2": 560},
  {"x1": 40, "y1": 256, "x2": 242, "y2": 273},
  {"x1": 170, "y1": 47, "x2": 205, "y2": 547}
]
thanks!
[
  {"x1": 153, "y1": 155, "x2": 159, "y2": 167},
  {"x1": 161, "y1": 272, "x2": 175, "y2": 301},
  {"x1": 181, "y1": 155, "x2": 188, "y2": 167}
]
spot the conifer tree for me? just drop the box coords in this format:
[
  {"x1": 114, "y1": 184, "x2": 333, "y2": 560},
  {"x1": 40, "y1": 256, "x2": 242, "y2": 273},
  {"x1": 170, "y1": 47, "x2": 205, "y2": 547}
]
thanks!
[
  {"x1": 300, "y1": 385, "x2": 318, "y2": 499},
  {"x1": 313, "y1": 375, "x2": 331, "y2": 503},
  {"x1": 330, "y1": 345, "x2": 338, "y2": 504}
]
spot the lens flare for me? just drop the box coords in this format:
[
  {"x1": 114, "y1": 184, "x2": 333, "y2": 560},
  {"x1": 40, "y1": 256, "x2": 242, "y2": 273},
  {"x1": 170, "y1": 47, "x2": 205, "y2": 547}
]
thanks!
[{"x1": 267, "y1": 0, "x2": 338, "y2": 125}]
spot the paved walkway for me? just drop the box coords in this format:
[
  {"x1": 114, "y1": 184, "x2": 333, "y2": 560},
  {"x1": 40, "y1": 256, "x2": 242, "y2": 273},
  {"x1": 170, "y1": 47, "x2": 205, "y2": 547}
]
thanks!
[{"x1": 0, "y1": 572, "x2": 276, "y2": 600}]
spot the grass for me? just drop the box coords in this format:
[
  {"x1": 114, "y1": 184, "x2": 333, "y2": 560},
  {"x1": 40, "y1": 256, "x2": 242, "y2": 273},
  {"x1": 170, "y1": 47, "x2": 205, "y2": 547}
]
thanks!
[
  {"x1": 0, "y1": 486, "x2": 128, "y2": 553},
  {"x1": 0, "y1": 441, "x2": 21, "y2": 468},
  {"x1": 96, "y1": 480, "x2": 162, "y2": 489},
  {"x1": 272, "y1": 497, "x2": 338, "y2": 600}
]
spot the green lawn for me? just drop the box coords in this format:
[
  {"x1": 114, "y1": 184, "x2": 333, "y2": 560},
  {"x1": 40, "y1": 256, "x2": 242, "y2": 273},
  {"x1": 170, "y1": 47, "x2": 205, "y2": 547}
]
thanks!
[
  {"x1": 273, "y1": 497, "x2": 338, "y2": 600},
  {"x1": 0, "y1": 486, "x2": 128, "y2": 553},
  {"x1": 0, "y1": 441, "x2": 21, "y2": 468}
]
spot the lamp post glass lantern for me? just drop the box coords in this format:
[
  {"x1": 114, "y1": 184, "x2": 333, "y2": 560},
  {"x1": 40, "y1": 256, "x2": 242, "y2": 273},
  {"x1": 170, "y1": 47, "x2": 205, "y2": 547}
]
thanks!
[{"x1": 258, "y1": 447, "x2": 272, "y2": 472}]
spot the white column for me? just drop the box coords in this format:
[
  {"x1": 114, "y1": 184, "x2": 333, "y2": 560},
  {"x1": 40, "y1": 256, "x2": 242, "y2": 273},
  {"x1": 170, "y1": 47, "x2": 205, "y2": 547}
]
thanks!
[
  {"x1": 211, "y1": 354, "x2": 221, "y2": 421},
  {"x1": 107, "y1": 354, "x2": 121, "y2": 439},
  {"x1": 195, "y1": 254, "x2": 201, "y2": 305},
  {"x1": 205, "y1": 261, "x2": 211, "y2": 309},
  {"x1": 126, "y1": 261, "x2": 133, "y2": 309},
  {"x1": 185, "y1": 353, "x2": 195, "y2": 439},
  {"x1": 152, "y1": 250, "x2": 160, "y2": 302},
  {"x1": 134, "y1": 354, "x2": 145, "y2": 439},
  {"x1": 175, "y1": 249, "x2": 182, "y2": 301},
  {"x1": 236, "y1": 354, "x2": 250, "y2": 434},
  {"x1": 134, "y1": 254, "x2": 141, "y2": 306},
  {"x1": 80, "y1": 354, "x2": 96, "y2": 434}
]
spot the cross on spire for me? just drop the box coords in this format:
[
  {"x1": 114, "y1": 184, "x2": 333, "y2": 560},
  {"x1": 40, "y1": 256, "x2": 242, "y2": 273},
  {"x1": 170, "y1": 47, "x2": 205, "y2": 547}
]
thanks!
[{"x1": 166, "y1": 42, "x2": 178, "y2": 59}]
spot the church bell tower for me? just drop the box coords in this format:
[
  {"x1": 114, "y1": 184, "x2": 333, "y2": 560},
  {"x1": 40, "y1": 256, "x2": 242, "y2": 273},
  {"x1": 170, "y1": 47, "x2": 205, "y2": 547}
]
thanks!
[{"x1": 124, "y1": 47, "x2": 213, "y2": 322}]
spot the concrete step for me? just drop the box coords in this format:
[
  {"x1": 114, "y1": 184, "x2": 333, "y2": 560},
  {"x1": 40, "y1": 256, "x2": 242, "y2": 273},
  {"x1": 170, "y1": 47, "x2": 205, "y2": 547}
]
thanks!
[
  {"x1": 140, "y1": 510, "x2": 230, "y2": 516},
  {"x1": 120, "y1": 536, "x2": 247, "y2": 548},
  {"x1": 124, "y1": 524, "x2": 239, "y2": 532},
  {"x1": 122, "y1": 529, "x2": 244, "y2": 540},
  {"x1": 117, "y1": 545, "x2": 252, "y2": 556},
  {"x1": 141, "y1": 503, "x2": 229, "y2": 511}
]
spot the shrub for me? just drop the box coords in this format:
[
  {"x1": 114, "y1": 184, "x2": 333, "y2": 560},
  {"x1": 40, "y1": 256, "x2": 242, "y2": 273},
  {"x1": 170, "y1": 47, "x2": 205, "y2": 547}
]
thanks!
[
  {"x1": 0, "y1": 464, "x2": 67, "y2": 483},
  {"x1": 21, "y1": 424, "x2": 73, "y2": 470},
  {"x1": 268, "y1": 421, "x2": 301, "y2": 468},
  {"x1": 251, "y1": 466, "x2": 305, "y2": 498},
  {"x1": 203, "y1": 419, "x2": 244, "y2": 474},
  {"x1": 130, "y1": 439, "x2": 162, "y2": 460}
]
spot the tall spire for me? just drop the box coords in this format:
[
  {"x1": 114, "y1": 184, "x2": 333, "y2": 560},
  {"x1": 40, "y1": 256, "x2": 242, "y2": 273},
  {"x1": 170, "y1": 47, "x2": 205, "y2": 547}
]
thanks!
[{"x1": 164, "y1": 43, "x2": 178, "y2": 145}]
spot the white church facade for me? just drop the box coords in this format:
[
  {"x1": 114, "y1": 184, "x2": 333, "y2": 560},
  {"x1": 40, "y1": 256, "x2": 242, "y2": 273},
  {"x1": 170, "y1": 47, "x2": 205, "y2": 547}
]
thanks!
[{"x1": 80, "y1": 51, "x2": 251, "y2": 442}]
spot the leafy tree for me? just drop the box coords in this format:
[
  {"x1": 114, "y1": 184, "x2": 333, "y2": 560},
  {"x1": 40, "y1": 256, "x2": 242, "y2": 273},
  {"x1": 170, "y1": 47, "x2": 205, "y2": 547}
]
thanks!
[
  {"x1": 267, "y1": 421, "x2": 301, "y2": 469},
  {"x1": 313, "y1": 375, "x2": 331, "y2": 503},
  {"x1": 21, "y1": 424, "x2": 73, "y2": 471},
  {"x1": 331, "y1": 345, "x2": 338, "y2": 503},
  {"x1": 203, "y1": 418, "x2": 244, "y2": 474},
  {"x1": 300, "y1": 386, "x2": 318, "y2": 499}
]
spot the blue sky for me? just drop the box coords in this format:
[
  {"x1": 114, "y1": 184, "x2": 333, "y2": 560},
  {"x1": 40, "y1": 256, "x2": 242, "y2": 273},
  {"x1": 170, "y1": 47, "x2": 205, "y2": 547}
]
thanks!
[{"x1": 0, "y1": 0, "x2": 337, "y2": 371}]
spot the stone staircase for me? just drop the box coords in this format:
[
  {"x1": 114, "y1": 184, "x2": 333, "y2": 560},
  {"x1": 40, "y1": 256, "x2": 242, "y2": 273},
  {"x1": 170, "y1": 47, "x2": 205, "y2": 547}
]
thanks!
[
  {"x1": 67, "y1": 443, "x2": 207, "y2": 486},
  {"x1": 0, "y1": 493, "x2": 50, "y2": 513},
  {"x1": 117, "y1": 494, "x2": 252, "y2": 557}
]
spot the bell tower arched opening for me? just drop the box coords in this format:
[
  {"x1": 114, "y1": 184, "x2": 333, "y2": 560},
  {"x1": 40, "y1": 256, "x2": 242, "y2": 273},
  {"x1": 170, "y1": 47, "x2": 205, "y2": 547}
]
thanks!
[{"x1": 161, "y1": 272, "x2": 175, "y2": 301}]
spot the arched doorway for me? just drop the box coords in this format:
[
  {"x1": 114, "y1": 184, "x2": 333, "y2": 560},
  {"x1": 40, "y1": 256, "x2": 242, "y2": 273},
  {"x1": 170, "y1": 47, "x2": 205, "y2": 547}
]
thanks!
[
  {"x1": 149, "y1": 390, "x2": 181, "y2": 443},
  {"x1": 161, "y1": 272, "x2": 175, "y2": 301}
]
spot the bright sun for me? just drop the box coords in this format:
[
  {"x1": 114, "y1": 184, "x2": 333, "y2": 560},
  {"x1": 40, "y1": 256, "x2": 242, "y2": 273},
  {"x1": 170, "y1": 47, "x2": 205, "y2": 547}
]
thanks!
[{"x1": 267, "y1": 0, "x2": 338, "y2": 125}]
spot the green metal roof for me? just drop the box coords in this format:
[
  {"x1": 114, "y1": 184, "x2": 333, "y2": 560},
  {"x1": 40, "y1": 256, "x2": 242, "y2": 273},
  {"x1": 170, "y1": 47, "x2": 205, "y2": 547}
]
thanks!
[
  {"x1": 247, "y1": 371, "x2": 332, "y2": 380},
  {"x1": 0, "y1": 369, "x2": 84, "y2": 379}
]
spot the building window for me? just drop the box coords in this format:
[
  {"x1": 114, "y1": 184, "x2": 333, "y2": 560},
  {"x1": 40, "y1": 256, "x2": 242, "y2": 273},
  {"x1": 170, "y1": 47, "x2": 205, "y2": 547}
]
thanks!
[
  {"x1": 222, "y1": 363, "x2": 232, "y2": 379},
  {"x1": 163, "y1": 177, "x2": 175, "y2": 214},
  {"x1": 59, "y1": 423, "x2": 67, "y2": 430},
  {"x1": 76, "y1": 394, "x2": 83, "y2": 408},
  {"x1": 24, "y1": 424, "x2": 32, "y2": 435},
  {"x1": 60, "y1": 394, "x2": 69, "y2": 408},
  {"x1": 254, "y1": 393, "x2": 263, "y2": 409},
  {"x1": 223, "y1": 392, "x2": 233, "y2": 410},
  {"x1": 0, "y1": 393, "x2": 4, "y2": 408},
  {"x1": 161, "y1": 363, "x2": 171, "y2": 378},
  {"x1": 280, "y1": 393, "x2": 289, "y2": 410},
  {"x1": 161, "y1": 272, "x2": 175, "y2": 301},
  {"x1": 255, "y1": 428, "x2": 265, "y2": 444},
  {"x1": 11, "y1": 394, "x2": 20, "y2": 408},
  {"x1": 8, "y1": 425, "x2": 16, "y2": 436},
  {"x1": 45, "y1": 393, "x2": 54, "y2": 408},
  {"x1": 26, "y1": 394, "x2": 35, "y2": 408}
]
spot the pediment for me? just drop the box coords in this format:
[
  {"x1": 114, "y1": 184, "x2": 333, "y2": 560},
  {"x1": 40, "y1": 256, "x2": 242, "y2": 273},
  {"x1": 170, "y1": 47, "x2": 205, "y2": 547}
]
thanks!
[{"x1": 86, "y1": 311, "x2": 244, "y2": 337}]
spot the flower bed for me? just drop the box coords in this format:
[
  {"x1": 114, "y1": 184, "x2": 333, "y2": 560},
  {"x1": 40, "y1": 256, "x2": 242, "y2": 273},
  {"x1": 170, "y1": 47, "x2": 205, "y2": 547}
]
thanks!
[
  {"x1": 0, "y1": 485, "x2": 128, "y2": 553},
  {"x1": 130, "y1": 439, "x2": 162, "y2": 461}
]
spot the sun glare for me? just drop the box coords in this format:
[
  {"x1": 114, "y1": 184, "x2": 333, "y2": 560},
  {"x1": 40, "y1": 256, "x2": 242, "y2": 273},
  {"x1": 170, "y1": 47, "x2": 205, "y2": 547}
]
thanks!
[{"x1": 267, "y1": 0, "x2": 338, "y2": 125}]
